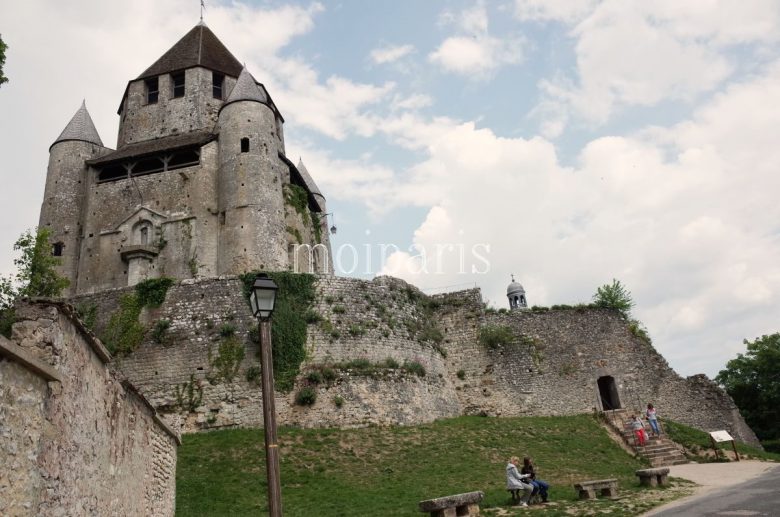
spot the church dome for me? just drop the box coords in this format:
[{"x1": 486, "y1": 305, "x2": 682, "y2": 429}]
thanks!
[{"x1": 507, "y1": 280, "x2": 525, "y2": 296}]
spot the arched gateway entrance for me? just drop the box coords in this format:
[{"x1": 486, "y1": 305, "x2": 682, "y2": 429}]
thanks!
[{"x1": 597, "y1": 376, "x2": 621, "y2": 411}]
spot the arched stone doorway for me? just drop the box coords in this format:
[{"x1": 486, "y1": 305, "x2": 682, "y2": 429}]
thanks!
[{"x1": 597, "y1": 376, "x2": 621, "y2": 411}]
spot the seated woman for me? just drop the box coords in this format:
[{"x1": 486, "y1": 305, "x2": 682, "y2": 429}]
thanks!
[
  {"x1": 506, "y1": 456, "x2": 534, "y2": 507},
  {"x1": 521, "y1": 456, "x2": 550, "y2": 503}
]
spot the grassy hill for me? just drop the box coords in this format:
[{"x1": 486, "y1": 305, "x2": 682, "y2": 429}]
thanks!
[{"x1": 176, "y1": 413, "x2": 694, "y2": 516}]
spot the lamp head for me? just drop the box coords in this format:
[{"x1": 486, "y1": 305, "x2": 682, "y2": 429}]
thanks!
[{"x1": 249, "y1": 273, "x2": 279, "y2": 320}]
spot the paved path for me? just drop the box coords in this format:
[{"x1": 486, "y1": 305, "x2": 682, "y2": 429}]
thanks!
[{"x1": 644, "y1": 461, "x2": 780, "y2": 516}]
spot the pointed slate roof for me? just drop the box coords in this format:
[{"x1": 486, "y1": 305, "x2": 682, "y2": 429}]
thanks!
[
  {"x1": 223, "y1": 66, "x2": 268, "y2": 106},
  {"x1": 297, "y1": 158, "x2": 324, "y2": 199},
  {"x1": 52, "y1": 101, "x2": 104, "y2": 149},
  {"x1": 138, "y1": 23, "x2": 243, "y2": 79}
]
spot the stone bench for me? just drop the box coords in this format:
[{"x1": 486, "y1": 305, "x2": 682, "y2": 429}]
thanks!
[
  {"x1": 418, "y1": 491, "x2": 484, "y2": 516},
  {"x1": 573, "y1": 478, "x2": 619, "y2": 500},
  {"x1": 636, "y1": 467, "x2": 670, "y2": 487}
]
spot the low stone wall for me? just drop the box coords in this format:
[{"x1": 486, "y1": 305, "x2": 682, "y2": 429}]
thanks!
[{"x1": 0, "y1": 301, "x2": 178, "y2": 517}]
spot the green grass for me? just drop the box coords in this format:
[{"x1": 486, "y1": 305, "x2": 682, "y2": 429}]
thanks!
[
  {"x1": 663, "y1": 419, "x2": 780, "y2": 462},
  {"x1": 177, "y1": 414, "x2": 656, "y2": 516}
]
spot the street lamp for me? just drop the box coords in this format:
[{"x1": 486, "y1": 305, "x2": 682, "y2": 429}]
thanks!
[{"x1": 250, "y1": 273, "x2": 282, "y2": 517}]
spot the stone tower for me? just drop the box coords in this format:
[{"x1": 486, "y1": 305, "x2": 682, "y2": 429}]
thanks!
[
  {"x1": 38, "y1": 22, "x2": 332, "y2": 296},
  {"x1": 507, "y1": 275, "x2": 528, "y2": 309}
]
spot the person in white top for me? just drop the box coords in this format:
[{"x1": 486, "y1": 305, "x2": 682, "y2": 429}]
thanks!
[{"x1": 506, "y1": 456, "x2": 534, "y2": 506}]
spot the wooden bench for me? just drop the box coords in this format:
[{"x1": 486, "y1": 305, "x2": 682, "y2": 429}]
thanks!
[
  {"x1": 573, "y1": 478, "x2": 619, "y2": 499},
  {"x1": 418, "y1": 491, "x2": 484, "y2": 516},
  {"x1": 636, "y1": 467, "x2": 670, "y2": 487}
]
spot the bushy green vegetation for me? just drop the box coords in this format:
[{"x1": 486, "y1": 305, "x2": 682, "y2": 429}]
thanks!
[
  {"x1": 176, "y1": 414, "x2": 658, "y2": 516},
  {"x1": 1, "y1": 228, "x2": 71, "y2": 337},
  {"x1": 101, "y1": 294, "x2": 145, "y2": 355},
  {"x1": 478, "y1": 324, "x2": 515, "y2": 348},
  {"x1": 135, "y1": 277, "x2": 175, "y2": 307},
  {"x1": 239, "y1": 271, "x2": 316, "y2": 391},
  {"x1": 716, "y1": 333, "x2": 780, "y2": 441},
  {"x1": 663, "y1": 419, "x2": 780, "y2": 462},
  {"x1": 100, "y1": 277, "x2": 176, "y2": 355}
]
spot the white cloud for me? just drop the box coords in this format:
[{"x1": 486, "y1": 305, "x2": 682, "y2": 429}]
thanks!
[
  {"x1": 429, "y1": 2, "x2": 524, "y2": 78},
  {"x1": 514, "y1": 0, "x2": 599, "y2": 23},
  {"x1": 369, "y1": 44, "x2": 415, "y2": 65},
  {"x1": 372, "y1": 59, "x2": 780, "y2": 377},
  {"x1": 532, "y1": 0, "x2": 780, "y2": 131},
  {"x1": 429, "y1": 36, "x2": 523, "y2": 78}
]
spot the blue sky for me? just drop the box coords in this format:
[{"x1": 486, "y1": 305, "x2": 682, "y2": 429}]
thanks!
[{"x1": 1, "y1": 0, "x2": 779, "y2": 378}]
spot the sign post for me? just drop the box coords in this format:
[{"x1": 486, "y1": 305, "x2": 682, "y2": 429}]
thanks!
[{"x1": 709, "y1": 430, "x2": 739, "y2": 461}]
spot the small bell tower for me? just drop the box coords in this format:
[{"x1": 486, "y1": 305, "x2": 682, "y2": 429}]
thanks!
[{"x1": 507, "y1": 274, "x2": 528, "y2": 310}]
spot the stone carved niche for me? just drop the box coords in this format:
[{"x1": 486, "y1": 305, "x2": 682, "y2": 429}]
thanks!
[{"x1": 117, "y1": 207, "x2": 168, "y2": 286}]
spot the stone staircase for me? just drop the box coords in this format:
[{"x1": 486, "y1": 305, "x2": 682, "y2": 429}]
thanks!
[{"x1": 602, "y1": 409, "x2": 689, "y2": 466}]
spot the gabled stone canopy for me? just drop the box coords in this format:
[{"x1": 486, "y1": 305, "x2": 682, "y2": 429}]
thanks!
[{"x1": 52, "y1": 101, "x2": 103, "y2": 148}]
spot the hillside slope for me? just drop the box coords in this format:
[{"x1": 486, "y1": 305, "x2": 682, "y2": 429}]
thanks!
[{"x1": 177, "y1": 414, "x2": 664, "y2": 516}]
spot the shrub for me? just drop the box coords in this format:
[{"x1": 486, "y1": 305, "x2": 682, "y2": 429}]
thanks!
[
  {"x1": 152, "y1": 319, "x2": 172, "y2": 345},
  {"x1": 333, "y1": 395, "x2": 344, "y2": 408},
  {"x1": 101, "y1": 294, "x2": 144, "y2": 356},
  {"x1": 307, "y1": 371, "x2": 324, "y2": 384},
  {"x1": 332, "y1": 305, "x2": 346, "y2": 314},
  {"x1": 76, "y1": 302, "x2": 98, "y2": 331},
  {"x1": 348, "y1": 324, "x2": 365, "y2": 337},
  {"x1": 418, "y1": 325, "x2": 444, "y2": 344},
  {"x1": 209, "y1": 336, "x2": 245, "y2": 383},
  {"x1": 456, "y1": 369, "x2": 466, "y2": 380},
  {"x1": 321, "y1": 367, "x2": 337, "y2": 382},
  {"x1": 134, "y1": 277, "x2": 175, "y2": 308},
  {"x1": 382, "y1": 357, "x2": 400, "y2": 369},
  {"x1": 219, "y1": 323, "x2": 236, "y2": 337},
  {"x1": 325, "y1": 296, "x2": 335, "y2": 304},
  {"x1": 478, "y1": 324, "x2": 515, "y2": 349},
  {"x1": 295, "y1": 386, "x2": 317, "y2": 406},
  {"x1": 304, "y1": 309, "x2": 321, "y2": 323},
  {"x1": 246, "y1": 366, "x2": 261, "y2": 384},
  {"x1": 402, "y1": 360, "x2": 426, "y2": 378}
]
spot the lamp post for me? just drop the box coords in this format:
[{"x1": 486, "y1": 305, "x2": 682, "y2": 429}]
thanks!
[{"x1": 250, "y1": 273, "x2": 282, "y2": 517}]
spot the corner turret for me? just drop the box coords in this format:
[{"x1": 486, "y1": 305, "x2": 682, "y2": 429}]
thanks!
[
  {"x1": 40, "y1": 102, "x2": 108, "y2": 295},
  {"x1": 216, "y1": 66, "x2": 287, "y2": 273}
]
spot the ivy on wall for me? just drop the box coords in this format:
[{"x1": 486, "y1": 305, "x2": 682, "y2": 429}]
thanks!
[
  {"x1": 240, "y1": 271, "x2": 316, "y2": 392},
  {"x1": 100, "y1": 277, "x2": 176, "y2": 355}
]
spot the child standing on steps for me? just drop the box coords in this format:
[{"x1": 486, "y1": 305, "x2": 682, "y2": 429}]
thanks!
[
  {"x1": 646, "y1": 403, "x2": 661, "y2": 436},
  {"x1": 631, "y1": 415, "x2": 646, "y2": 446}
]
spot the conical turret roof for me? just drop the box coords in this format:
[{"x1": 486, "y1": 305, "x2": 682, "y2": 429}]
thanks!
[
  {"x1": 138, "y1": 22, "x2": 243, "y2": 79},
  {"x1": 224, "y1": 66, "x2": 268, "y2": 105},
  {"x1": 52, "y1": 101, "x2": 103, "y2": 148}
]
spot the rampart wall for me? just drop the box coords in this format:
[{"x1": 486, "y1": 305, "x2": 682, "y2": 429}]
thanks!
[
  {"x1": 0, "y1": 301, "x2": 178, "y2": 517},
  {"x1": 70, "y1": 275, "x2": 759, "y2": 446}
]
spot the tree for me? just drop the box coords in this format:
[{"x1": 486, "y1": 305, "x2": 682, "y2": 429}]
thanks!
[
  {"x1": 0, "y1": 34, "x2": 8, "y2": 87},
  {"x1": 716, "y1": 333, "x2": 780, "y2": 442},
  {"x1": 1, "y1": 228, "x2": 70, "y2": 337},
  {"x1": 592, "y1": 278, "x2": 635, "y2": 318}
]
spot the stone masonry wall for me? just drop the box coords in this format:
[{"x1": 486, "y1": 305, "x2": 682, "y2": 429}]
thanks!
[
  {"x1": 73, "y1": 275, "x2": 460, "y2": 432},
  {"x1": 70, "y1": 276, "x2": 758, "y2": 445},
  {"x1": 434, "y1": 290, "x2": 760, "y2": 446},
  {"x1": 0, "y1": 301, "x2": 178, "y2": 517}
]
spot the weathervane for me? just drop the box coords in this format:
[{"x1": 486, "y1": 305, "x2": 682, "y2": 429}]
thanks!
[{"x1": 200, "y1": 0, "x2": 205, "y2": 22}]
